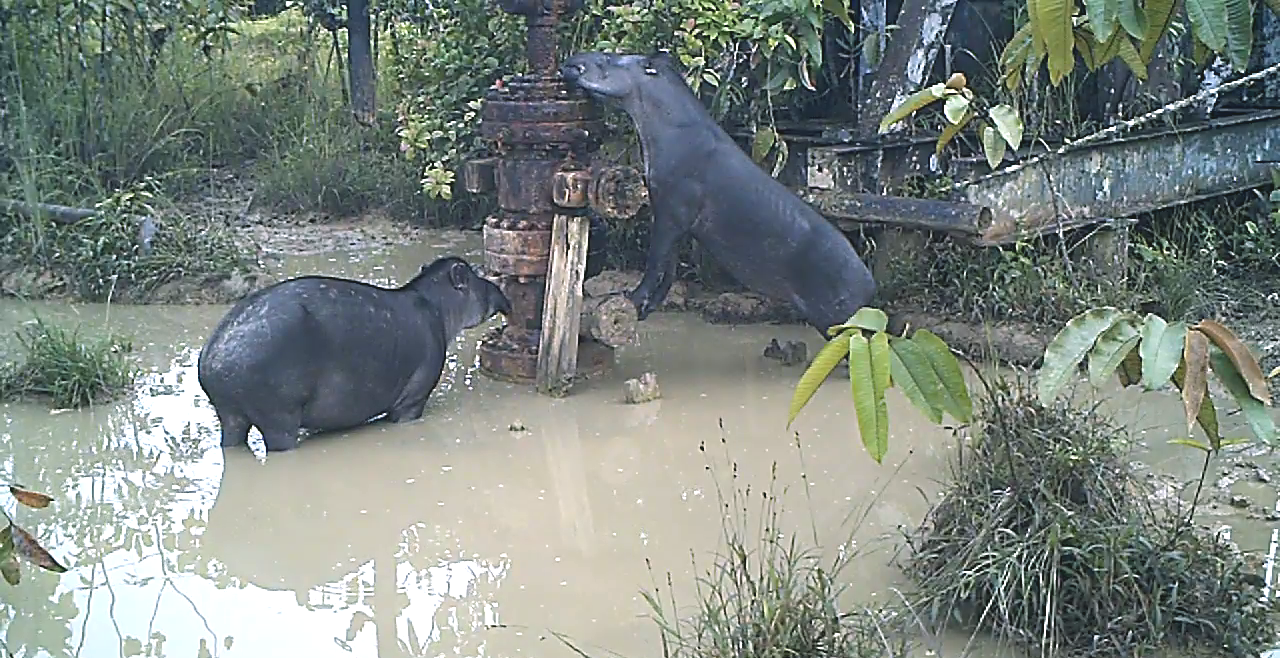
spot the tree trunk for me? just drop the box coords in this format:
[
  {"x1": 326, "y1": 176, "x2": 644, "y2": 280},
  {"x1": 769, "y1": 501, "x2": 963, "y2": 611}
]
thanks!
[
  {"x1": 579, "y1": 294, "x2": 638, "y2": 348},
  {"x1": 346, "y1": 0, "x2": 376, "y2": 126}
]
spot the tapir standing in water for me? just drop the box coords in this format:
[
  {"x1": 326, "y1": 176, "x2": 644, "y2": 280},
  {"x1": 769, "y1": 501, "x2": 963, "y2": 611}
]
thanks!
[
  {"x1": 560, "y1": 51, "x2": 877, "y2": 336},
  {"x1": 197, "y1": 256, "x2": 512, "y2": 453}
]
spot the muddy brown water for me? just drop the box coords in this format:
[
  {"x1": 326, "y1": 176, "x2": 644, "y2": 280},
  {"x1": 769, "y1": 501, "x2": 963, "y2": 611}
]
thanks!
[{"x1": 0, "y1": 228, "x2": 1274, "y2": 658}]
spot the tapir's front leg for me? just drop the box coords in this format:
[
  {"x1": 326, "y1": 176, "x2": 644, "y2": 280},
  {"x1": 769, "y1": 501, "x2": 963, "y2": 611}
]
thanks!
[{"x1": 630, "y1": 193, "x2": 694, "y2": 320}]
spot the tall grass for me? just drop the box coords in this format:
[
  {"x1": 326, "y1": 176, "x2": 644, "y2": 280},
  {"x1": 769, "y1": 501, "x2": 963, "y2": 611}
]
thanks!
[{"x1": 0, "y1": 316, "x2": 138, "y2": 408}]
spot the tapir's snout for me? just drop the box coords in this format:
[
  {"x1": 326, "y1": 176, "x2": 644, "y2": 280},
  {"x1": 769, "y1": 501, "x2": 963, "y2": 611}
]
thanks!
[
  {"x1": 560, "y1": 61, "x2": 582, "y2": 84},
  {"x1": 492, "y1": 289, "x2": 513, "y2": 317}
]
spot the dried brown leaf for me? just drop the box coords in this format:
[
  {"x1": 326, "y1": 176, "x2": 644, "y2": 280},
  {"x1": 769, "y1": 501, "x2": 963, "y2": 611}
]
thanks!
[
  {"x1": 1195, "y1": 319, "x2": 1271, "y2": 405},
  {"x1": 10, "y1": 524, "x2": 68, "y2": 573},
  {"x1": 8, "y1": 485, "x2": 53, "y2": 510},
  {"x1": 1183, "y1": 329, "x2": 1211, "y2": 435}
]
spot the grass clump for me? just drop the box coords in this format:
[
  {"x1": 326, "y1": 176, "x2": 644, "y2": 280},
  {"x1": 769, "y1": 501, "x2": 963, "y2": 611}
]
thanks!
[
  {"x1": 905, "y1": 377, "x2": 1279, "y2": 658},
  {"x1": 0, "y1": 316, "x2": 139, "y2": 408},
  {"x1": 623, "y1": 434, "x2": 904, "y2": 658},
  {"x1": 1, "y1": 178, "x2": 255, "y2": 302}
]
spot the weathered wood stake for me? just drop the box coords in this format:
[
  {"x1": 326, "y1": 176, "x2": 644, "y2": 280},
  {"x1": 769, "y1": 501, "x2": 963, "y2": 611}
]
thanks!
[{"x1": 537, "y1": 214, "x2": 591, "y2": 397}]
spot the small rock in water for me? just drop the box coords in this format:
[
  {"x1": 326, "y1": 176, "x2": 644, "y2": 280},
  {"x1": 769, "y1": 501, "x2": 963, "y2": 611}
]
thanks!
[
  {"x1": 1230, "y1": 494, "x2": 1252, "y2": 509},
  {"x1": 1256, "y1": 468, "x2": 1272, "y2": 483},
  {"x1": 623, "y1": 372, "x2": 661, "y2": 405},
  {"x1": 763, "y1": 339, "x2": 785, "y2": 361},
  {"x1": 508, "y1": 420, "x2": 527, "y2": 432},
  {"x1": 762, "y1": 339, "x2": 808, "y2": 367}
]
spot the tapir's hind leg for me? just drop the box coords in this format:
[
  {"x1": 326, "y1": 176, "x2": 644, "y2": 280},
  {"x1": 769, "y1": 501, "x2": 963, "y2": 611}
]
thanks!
[{"x1": 215, "y1": 408, "x2": 252, "y2": 448}]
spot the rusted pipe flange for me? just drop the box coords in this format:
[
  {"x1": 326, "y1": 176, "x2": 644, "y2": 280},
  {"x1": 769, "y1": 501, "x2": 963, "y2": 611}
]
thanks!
[{"x1": 590, "y1": 166, "x2": 649, "y2": 219}]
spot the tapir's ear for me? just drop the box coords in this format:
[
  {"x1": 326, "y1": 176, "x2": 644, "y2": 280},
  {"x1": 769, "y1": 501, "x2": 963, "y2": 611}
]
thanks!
[
  {"x1": 644, "y1": 50, "x2": 673, "y2": 74},
  {"x1": 448, "y1": 261, "x2": 471, "y2": 290}
]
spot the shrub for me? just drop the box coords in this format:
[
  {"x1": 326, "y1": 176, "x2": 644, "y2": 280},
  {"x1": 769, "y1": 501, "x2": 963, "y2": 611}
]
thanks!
[
  {"x1": 0, "y1": 316, "x2": 139, "y2": 408},
  {"x1": 905, "y1": 376, "x2": 1279, "y2": 658}
]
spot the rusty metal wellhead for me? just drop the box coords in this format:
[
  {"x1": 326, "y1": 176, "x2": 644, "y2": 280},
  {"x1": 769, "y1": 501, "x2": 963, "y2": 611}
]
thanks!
[{"x1": 463, "y1": 0, "x2": 647, "y2": 387}]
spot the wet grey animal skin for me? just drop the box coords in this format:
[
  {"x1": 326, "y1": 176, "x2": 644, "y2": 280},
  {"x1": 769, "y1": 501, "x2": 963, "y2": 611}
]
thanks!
[
  {"x1": 197, "y1": 256, "x2": 512, "y2": 453},
  {"x1": 560, "y1": 51, "x2": 877, "y2": 336}
]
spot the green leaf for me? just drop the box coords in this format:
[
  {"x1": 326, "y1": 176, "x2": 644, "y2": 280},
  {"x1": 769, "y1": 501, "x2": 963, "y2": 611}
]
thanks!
[
  {"x1": 1085, "y1": 0, "x2": 1119, "y2": 41},
  {"x1": 1140, "y1": 316, "x2": 1186, "y2": 390},
  {"x1": 1139, "y1": 0, "x2": 1179, "y2": 63},
  {"x1": 1087, "y1": 317, "x2": 1141, "y2": 387},
  {"x1": 1115, "y1": 34, "x2": 1149, "y2": 79},
  {"x1": 944, "y1": 94, "x2": 972, "y2": 124},
  {"x1": 1168, "y1": 437, "x2": 1213, "y2": 452},
  {"x1": 1222, "y1": 0, "x2": 1254, "y2": 72},
  {"x1": 988, "y1": 104, "x2": 1024, "y2": 151},
  {"x1": 751, "y1": 126, "x2": 777, "y2": 164},
  {"x1": 787, "y1": 330, "x2": 852, "y2": 428},
  {"x1": 823, "y1": 0, "x2": 855, "y2": 29},
  {"x1": 1209, "y1": 348, "x2": 1279, "y2": 445},
  {"x1": 1038, "y1": 307, "x2": 1124, "y2": 404},
  {"x1": 1185, "y1": 0, "x2": 1228, "y2": 52},
  {"x1": 1117, "y1": 0, "x2": 1149, "y2": 39},
  {"x1": 980, "y1": 124, "x2": 1007, "y2": 170},
  {"x1": 0, "y1": 555, "x2": 18, "y2": 586},
  {"x1": 911, "y1": 329, "x2": 974, "y2": 423},
  {"x1": 848, "y1": 332, "x2": 883, "y2": 462},
  {"x1": 868, "y1": 331, "x2": 893, "y2": 462},
  {"x1": 837, "y1": 307, "x2": 890, "y2": 334},
  {"x1": 888, "y1": 336, "x2": 946, "y2": 423},
  {"x1": 936, "y1": 109, "x2": 975, "y2": 155},
  {"x1": 1033, "y1": 0, "x2": 1078, "y2": 83},
  {"x1": 878, "y1": 83, "x2": 949, "y2": 134}
]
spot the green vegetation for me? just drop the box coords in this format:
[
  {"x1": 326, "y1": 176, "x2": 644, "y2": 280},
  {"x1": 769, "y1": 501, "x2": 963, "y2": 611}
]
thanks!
[
  {"x1": 907, "y1": 377, "x2": 1279, "y2": 658},
  {"x1": 0, "y1": 316, "x2": 139, "y2": 408}
]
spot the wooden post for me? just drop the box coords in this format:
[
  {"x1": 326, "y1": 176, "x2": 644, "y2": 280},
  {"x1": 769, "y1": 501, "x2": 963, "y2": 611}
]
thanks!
[{"x1": 537, "y1": 214, "x2": 591, "y2": 397}]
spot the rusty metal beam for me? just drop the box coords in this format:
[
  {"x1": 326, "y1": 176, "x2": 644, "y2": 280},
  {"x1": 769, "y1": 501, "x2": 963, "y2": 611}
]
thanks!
[
  {"x1": 801, "y1": 189, "x2": 992, "y2": 236},
  {"x1": 961, "y1": 109, "x2": 1280, "y2": 244}
]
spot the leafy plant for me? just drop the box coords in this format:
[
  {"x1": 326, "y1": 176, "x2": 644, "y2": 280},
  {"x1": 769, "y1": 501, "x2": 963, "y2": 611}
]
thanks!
[
  {"x1": 0, "y1": 484, "x2": 70, "y2": 586},
  {"x1": 0, "y1": 316, "x2": 139, "y2": 408},
  {"x1": 877, "y1": 72, "x2": 1025, "y2": 170},
  {"x1": 787, "y1": 307, "x2": 974, "y2": 463}
]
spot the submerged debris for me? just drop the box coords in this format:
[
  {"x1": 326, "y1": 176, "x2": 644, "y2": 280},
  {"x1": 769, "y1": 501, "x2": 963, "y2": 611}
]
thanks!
[
  {"x1": 623, "y1": 372, "x2": 661, "y2": 405},
  {"x1": 906, "y1": 377, "x2": 1280, "y2": 658},
  {"x1": 763, "y1": 338, "x2": 809, "y2": 366}
]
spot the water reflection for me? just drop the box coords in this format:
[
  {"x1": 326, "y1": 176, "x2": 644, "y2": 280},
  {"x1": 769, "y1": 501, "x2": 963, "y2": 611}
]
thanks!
[{"x1": 0, "y1": 232, "x2": 1272, "y2": 658}]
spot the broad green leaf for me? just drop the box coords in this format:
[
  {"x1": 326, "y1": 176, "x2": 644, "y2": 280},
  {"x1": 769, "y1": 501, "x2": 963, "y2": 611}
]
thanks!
[
  {"x1": 1076, "y1": 30, "x2": 1100, "y2": 69},
  {"x1": 1222, "y1": 0, "x2": 1253, "y2": 72},
  {"x1": 751, "y1": 126, "x2": 777, "y2": 163},
  {"x1": 1038, "y1": 307, "x2": 1124, "y2": 404},
  {"x1": 1139, "y1": 0, "x2": 1179, "y2": 62},
  {"x1": 868, "y1": 332, "x2": 893, "y2": 462},
  {"x1": 836, "y1": 307, "x2": 890, "y2": 334},
  {"x1": 980, "y1": 124, "x2": 1007, "y2": 170},
  {"x1": 1192, "y1": 33, "x2": 1214, "y2": 67},
  {"x1": 988, "y1": 104, "x2": 1024, "y2": 151},
  {"x1": 912, "y1": 329, "x2": 974, "y2": 423},
  {"x1": 1033, "y1": 0, "x2": 1078, "y2": 83},
  {"x1": 1185, "y1": 0, "x2": 1227, "y2": 52},
  {"x1": 1088, "y1": 317, "x2": 1141, "y2": 387},
  {"x1": 936, "y1": 109, "x2": 975, "y2": 155},
  {"x1": 878, "y1": 83, "x2": 949, "y2": 134},
  {"x1": 1182, "y1": 328, "x2": 1212, "y2": 437},
  {"x1": 1115, "y1": 34, "x2": 1149, "y2": 79},
  {"x1": 1117, "y1": 0, "x2": 1149, "y2": 38},
  {"x1": 823, "y1": 0, "x2": 855, "y2": 29},
  {"x1": 1168, "y1": 438, "x2": 1212, "y2": 452},
  {"x1": 944, "y1": 94, "x2": 972, "y2": 124},
  {"x1": 1195, "y1": 319, "x2": 1270, "y2": 404},
  {"x1": 999, "y1": 22, "x2": 1037, "y2": 90},
  {"x1": 848, "y1": 332, "x2": 884, "y2": 462},
  {"x1": 1085, "y1": 0, "x2": 1118, "y2": 41},
  {"x1": 888, "y1": 336, "x2": 945, "y2": 424},
  {"x1": 787, "y1": 331, "x2": 852, "y2": 428},
  {"x1": 1209, "y1": 348, "x2": 1278, "y2": 445},
  {"x1": 1140, "y1": 316, "x2": 1187, "y2": 390},
  {"x1": 1173, "y1": 360, "x2": 1222, "y2": 445}
]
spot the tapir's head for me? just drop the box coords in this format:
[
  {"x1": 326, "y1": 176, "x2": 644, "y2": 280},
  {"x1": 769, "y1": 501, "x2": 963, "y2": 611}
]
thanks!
[
  {"x1": 560, "y1": 51, "x2": 679, "y2": 104},
  {"x1": 411, "y1": 257, "x2": 511, "y2": 332}
]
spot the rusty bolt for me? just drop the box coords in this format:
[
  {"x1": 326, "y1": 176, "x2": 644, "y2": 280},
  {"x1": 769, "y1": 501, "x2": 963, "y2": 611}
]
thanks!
[
  {"x1": 463, "y1": 158, "x2": 498, "y2": 194},
  {"x1": 552, "y1": 169, "x2": 592, "y2": 208}
]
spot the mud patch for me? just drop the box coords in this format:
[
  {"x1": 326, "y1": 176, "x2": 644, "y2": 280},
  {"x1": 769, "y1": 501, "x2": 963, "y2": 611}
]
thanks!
[{"x1": 585, "y1": 270, "x2": 803, "y2": 325}]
